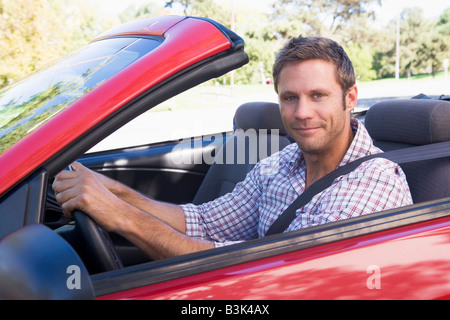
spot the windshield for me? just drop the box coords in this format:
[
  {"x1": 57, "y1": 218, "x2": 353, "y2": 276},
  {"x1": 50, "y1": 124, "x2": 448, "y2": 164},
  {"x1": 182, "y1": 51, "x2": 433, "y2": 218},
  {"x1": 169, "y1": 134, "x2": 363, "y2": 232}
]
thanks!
[{"x1": 0, "y1": 37, "x2": 162, "y2": 155}]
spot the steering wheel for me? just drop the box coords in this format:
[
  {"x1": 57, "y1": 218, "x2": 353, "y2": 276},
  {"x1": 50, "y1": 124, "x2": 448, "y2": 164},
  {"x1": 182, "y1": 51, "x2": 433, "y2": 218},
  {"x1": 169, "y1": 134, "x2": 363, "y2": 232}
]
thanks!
[
  {"x1": 73, "y1": 209, "x2": 123, "y2": 273},
  {"x1": 62, "y1": 165, "x2": 122, "y2": 273}
]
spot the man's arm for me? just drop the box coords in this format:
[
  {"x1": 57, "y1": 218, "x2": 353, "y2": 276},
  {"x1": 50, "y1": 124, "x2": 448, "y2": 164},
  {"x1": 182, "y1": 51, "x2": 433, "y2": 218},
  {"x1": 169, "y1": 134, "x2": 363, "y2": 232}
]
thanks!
[
  {"x1": 91, "y1": 163, "x2": 188, "y2": 234},
  {"x1": 52, "y1": 162, "x2": 214, "y2": 259},
  {"x1": 115, "y1": 204, "x2": 214, "y2": 259}
]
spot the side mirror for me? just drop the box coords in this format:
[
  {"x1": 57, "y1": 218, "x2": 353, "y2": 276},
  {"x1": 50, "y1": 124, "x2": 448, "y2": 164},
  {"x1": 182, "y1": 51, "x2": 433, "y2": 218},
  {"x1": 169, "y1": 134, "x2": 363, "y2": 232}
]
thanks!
[{"x1": 0, "y1": 224, "x2": 94, "y2": 300}]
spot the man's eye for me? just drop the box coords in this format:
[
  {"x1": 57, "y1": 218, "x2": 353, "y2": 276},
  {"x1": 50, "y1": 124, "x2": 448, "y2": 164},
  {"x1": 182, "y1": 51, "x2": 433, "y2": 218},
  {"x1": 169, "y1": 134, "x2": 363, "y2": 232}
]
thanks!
[
  {"x1": 283, "y1": 96, "x2": 297, "y2": 102},
  {"x1": 312, "y1": 93, "x2": 326, "y2": 99}
]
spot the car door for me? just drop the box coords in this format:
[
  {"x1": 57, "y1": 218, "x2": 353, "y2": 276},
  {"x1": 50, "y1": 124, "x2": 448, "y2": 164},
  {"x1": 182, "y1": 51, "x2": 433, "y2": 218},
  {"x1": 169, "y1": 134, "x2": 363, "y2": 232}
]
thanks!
[{"x1": 79, "y1": 131, "x2": 228, "y2": 205}]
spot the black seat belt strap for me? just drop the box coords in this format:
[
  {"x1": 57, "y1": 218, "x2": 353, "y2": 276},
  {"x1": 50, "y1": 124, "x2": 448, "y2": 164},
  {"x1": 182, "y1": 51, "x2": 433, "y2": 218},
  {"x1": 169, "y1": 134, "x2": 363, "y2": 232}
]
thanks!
[{"x1": 265, "y1": 141, "x2": 450, "y2": 236}]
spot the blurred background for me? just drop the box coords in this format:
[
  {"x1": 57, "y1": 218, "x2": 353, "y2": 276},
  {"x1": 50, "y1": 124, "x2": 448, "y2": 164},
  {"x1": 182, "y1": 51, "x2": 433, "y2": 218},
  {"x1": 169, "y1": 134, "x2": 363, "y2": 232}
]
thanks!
[
  {"x1": 1, "y1": 0, "x2": 449, "y2": 150},
  {"x1": 1, "y1": 0, "x2": 449, "y2": 88}
]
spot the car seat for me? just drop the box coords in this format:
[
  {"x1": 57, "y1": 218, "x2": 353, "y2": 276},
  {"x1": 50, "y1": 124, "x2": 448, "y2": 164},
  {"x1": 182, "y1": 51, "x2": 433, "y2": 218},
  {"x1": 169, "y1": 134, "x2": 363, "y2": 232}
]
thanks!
[
  {"x1": 192, "y1": 102, "x2": 292, "y2": 204},
  {"x1": 364, "y1": 99, "x2": 450, "y2": 203}
]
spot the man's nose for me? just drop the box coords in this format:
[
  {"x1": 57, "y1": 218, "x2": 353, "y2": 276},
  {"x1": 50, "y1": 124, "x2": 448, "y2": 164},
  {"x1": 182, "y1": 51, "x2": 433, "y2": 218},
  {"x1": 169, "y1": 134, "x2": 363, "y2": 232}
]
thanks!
[{"x1": 293, "y1": 97, "x2": 314, "y2": 119}]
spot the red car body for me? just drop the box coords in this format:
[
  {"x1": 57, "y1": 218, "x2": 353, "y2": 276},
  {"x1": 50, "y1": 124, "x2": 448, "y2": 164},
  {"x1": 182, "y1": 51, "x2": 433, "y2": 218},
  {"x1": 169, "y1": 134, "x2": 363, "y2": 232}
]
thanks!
[
  {"x1": 0, "y1": 15, "x2": 449, "y2": 302},
  {"x1": 96, "y1": 212, "x2": 450, "y2": 300}
]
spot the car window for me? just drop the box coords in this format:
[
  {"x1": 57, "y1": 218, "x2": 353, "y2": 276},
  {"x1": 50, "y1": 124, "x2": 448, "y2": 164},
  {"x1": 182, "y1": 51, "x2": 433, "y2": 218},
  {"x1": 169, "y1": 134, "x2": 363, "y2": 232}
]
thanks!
[{"x1": 0, "y1": 37, "x2": 162, "y2": 155}]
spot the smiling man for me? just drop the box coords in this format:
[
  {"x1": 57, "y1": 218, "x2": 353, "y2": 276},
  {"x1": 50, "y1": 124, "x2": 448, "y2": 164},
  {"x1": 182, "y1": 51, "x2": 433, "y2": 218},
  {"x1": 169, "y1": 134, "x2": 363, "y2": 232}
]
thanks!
[
  {"x1": 274, "y1": 37, "x2": 360, "y2": 189},
  {"x1": 277, "y1": 59, "x2": 356, "y2": 188},
  {"x1": 53, "y1": 36, "x2": 413, "y2": 259}
]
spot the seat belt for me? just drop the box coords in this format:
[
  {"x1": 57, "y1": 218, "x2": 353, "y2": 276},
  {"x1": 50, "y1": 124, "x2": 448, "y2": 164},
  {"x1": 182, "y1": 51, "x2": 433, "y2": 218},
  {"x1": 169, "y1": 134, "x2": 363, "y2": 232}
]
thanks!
[{"x1": 265, "y1": 141, "x2": 450, "y2": 236}]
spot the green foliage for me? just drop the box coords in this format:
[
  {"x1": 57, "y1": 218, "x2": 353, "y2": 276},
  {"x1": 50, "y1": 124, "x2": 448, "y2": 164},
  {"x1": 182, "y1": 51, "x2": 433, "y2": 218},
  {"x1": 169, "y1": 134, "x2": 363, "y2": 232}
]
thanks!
[
  {"x1": 345, "y1": 44, "x2": 377, "y2": 81},
  {"x1": 415, "y1": 34, "x2": 450, "y2": 77},
  {"x1": 0, "y1": 0, "x2": 115, "y2": 88},
  {"x1": 438, "y1": 8, "x2": 450, "y2": 35},
  {"x1": 396, "y1": 7, "x2": 450, "y2": 78},
  {"x1": 1, "y1": 0, "x2": 450, "y2": 88},
  {"x1": 0, "y1": 81, "x2": 75, "y2": 153},
  {"x1": 272, "y1": 0, "x2": 381, "y2": 37},
  {"x1": 372, "y1": 50, "x2": 395, "y2": 79}
]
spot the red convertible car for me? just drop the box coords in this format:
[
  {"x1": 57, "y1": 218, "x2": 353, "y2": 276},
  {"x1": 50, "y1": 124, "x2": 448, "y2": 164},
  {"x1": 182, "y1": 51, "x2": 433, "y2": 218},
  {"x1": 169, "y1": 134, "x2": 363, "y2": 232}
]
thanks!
[{"x1": 0, "y1": 15, "x2": 450, "y2": 302}]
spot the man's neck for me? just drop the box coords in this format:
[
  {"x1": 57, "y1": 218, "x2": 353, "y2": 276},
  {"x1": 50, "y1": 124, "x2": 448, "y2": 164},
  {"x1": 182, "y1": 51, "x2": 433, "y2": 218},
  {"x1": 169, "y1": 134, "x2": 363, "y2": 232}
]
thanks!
[{"x1": 303, "y1": 128, "x2": 355, "y2": 189}]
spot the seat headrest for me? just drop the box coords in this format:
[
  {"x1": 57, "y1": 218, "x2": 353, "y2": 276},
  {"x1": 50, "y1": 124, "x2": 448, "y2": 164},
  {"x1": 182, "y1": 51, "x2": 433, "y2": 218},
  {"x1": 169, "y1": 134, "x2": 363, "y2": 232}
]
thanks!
[
  {"x1": 365, "y1": 99, "x2": 450, "y2": 145},
  {"x1": 234, "y1": 102, "x2": 288, "y2": 136}
]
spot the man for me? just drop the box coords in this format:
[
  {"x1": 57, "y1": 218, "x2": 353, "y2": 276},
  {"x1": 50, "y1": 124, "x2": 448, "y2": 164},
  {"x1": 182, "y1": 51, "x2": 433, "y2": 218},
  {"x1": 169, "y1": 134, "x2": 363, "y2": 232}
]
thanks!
[{"x1": 53, "y1": 36, "x2": 413, "y2": 260}]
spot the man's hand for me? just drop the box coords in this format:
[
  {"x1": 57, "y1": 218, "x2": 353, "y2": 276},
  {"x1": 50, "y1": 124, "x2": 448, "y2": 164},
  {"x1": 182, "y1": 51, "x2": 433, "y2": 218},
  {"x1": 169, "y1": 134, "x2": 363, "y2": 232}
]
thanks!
[
  {"x1": 52, "y1": 162, "x2": 124, "y2": 232},
  {"x1": 52, "y1": 161, "x2": 214, "y2": 259}
]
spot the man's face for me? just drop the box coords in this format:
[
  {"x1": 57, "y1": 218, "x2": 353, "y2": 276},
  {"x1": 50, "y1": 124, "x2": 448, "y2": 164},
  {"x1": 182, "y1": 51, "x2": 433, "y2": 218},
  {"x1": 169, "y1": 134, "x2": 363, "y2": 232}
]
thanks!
[{"x1": 278, "y1": 59, "x2": 357, "y2": 157}]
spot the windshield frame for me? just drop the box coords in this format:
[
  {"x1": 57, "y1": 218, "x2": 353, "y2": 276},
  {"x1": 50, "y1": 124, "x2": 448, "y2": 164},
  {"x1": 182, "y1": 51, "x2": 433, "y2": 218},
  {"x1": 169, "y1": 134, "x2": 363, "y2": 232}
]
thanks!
[{"x1": 0, "y1": 36, "x2": 163, "y2": 156}]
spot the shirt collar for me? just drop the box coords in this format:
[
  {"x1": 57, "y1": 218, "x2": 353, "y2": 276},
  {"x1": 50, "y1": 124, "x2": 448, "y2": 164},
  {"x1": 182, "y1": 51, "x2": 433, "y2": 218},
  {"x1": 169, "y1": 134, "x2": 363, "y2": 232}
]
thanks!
[
  {"x1": 290, "y1": 118, "x2": 376, "y2": 169},
  {"x1": 339, "y1": 118, "x2": 377, "y2": 168}
]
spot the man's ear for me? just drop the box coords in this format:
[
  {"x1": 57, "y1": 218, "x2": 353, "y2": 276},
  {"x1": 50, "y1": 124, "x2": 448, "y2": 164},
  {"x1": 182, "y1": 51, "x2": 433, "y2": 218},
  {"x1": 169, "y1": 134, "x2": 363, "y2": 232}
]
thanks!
[{"x1": 345, "y1": 85, "x2": 358, "y2": 112}]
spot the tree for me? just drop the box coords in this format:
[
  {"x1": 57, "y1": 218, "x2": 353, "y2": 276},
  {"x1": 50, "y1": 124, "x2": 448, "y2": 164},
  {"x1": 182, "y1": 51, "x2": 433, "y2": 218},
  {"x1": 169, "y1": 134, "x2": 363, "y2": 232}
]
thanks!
[
  {"x1": 371, "y1": 7, "x2": 449, "y2": 79},
  {"x1": 438, "y1": 7, "x2": 450, "y2": 35},
  {"x1": 0, "y1": 0, "x2": 61, "y2": 87},
  {"x1": 271, "y1": 0, "x2": 381, "y2": 37},
  {"x1": 269, "y1": 0, "x2": 383, "y2": 82},
  {"x1": 0, "y1": 0, "x2": 112, "y2": 88},
  {"x1": 5, "y1": 0, "x2": 446, "y2": 87},
  {"x1": 415, "y1": 34, "x2": 449, "y2": 77},
  {"x1": 345, "y1": 44, "x2": 377, "y2": 81},
  {"x1": 163, "y1": 0, "x2": 275, "y2": 85},
  {"x1": 399, "y1": 8, "x2": 431, "y2": 77},
  {"x1": 395, "y1": 7, "x2": 450, "y2": 78}
]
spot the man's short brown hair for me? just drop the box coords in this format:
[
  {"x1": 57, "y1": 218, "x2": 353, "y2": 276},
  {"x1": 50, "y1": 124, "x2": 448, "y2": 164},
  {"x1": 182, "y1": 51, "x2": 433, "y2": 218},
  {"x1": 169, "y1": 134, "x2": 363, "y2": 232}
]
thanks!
[{"x1": 272, "y1": 36, "x2": 356, "y2": 95}]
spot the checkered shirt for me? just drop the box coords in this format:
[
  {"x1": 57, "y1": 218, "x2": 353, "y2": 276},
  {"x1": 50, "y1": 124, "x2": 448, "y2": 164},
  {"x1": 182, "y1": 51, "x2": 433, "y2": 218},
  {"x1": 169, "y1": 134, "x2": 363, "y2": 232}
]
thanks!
[{"x1": 181, "y1": 119, "x2": 413, "y2": 247}]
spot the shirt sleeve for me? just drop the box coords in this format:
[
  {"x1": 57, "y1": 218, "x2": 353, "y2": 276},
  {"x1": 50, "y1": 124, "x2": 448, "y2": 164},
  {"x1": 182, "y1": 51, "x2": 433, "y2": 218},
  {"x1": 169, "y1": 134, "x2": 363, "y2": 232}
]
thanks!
[{"x1": 181, "y1": 163, "x2": 264, "y2": 248}]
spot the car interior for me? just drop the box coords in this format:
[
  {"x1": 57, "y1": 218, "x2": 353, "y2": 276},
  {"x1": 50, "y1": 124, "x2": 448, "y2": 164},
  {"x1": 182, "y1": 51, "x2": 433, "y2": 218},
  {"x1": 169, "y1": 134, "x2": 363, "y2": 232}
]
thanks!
[
  {"x1": 1, "y1": 95, "x2": 449, "y2": 299},
  {"x1": 41, "y1": 97, "x2": 450, "y2": 276},
  {"x1": 365, "y1": 98, "x2": 450, "y2": 203}
]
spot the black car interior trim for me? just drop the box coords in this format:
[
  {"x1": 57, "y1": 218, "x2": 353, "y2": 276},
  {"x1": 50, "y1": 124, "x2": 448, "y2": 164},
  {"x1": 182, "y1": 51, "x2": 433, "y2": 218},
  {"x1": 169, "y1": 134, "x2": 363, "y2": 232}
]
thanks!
[{"x1": 0, "y1": 171, "x2": 48, "y2": 239}]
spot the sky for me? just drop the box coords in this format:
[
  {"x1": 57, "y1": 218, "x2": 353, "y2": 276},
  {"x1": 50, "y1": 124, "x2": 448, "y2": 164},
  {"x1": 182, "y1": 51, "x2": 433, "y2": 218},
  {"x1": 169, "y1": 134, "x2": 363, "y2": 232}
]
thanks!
[
  {"x1": 375, "y1": 0, "x2": 449, "y2": 23},
  {"x1": 89, "y1": 0, "x2": 449, "y2": 22}
]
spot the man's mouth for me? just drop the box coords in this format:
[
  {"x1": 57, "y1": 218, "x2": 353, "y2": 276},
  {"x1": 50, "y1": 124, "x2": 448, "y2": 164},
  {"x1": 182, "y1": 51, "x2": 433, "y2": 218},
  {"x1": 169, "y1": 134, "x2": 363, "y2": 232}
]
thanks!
[
  {"x1": 297, "y1": 126, "x2": 320, "y2": 131},
  {"x1": 294, "y1": 123, "x2": 324, "y2": 133}
]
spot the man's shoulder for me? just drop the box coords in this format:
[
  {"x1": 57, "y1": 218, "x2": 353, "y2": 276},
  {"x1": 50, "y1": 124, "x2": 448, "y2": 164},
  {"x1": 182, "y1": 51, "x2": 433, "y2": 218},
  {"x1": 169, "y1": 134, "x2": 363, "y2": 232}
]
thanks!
[{"x1": 349, "y1": 156, "x2": 407, "y2": 182}]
